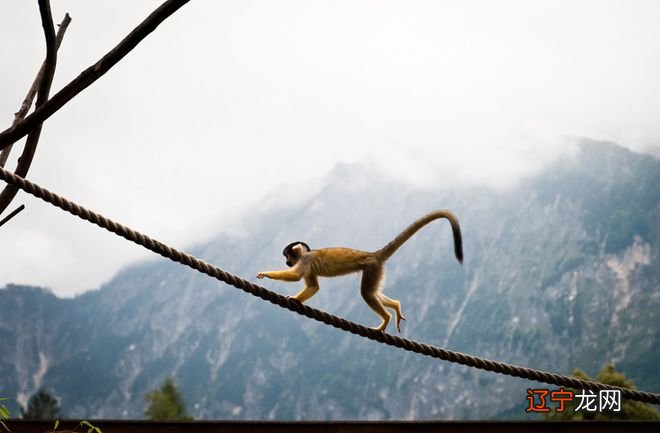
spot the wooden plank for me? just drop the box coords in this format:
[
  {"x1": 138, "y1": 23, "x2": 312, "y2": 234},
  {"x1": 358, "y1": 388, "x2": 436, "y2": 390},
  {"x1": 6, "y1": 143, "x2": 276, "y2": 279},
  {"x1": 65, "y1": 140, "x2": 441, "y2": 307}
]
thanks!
[{"x1": 7, "y1": 420, "x2": 660, "y2": 433}]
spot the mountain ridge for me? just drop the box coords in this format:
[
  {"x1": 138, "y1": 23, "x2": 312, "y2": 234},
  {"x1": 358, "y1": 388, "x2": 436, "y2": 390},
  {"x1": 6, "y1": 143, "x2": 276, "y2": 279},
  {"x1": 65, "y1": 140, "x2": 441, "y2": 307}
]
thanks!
[{"x1": 1, "y1": 139, "x2": 658, "y2": 419}]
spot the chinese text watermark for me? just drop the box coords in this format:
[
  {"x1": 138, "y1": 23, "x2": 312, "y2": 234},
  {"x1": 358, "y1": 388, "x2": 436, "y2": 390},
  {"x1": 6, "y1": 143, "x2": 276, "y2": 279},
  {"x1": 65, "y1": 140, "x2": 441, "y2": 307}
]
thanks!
[{"x1": 526, "y1": 388, "x2": 621, "y2": 413}]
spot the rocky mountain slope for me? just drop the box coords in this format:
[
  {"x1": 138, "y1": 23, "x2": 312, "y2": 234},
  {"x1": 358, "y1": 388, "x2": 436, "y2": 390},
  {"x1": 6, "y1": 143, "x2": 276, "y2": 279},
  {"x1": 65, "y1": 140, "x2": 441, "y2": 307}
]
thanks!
[{"x1": 1, "y1": 140, "x2": 658, "y2": 419}]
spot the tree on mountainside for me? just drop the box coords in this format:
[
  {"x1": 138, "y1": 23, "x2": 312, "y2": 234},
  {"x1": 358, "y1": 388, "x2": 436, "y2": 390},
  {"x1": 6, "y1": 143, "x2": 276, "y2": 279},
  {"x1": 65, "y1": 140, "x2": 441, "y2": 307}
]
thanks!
[
  {"x1": 144, "y1": 376, "x2": 192, "y2": 421},
  {"x1": 20, "y1": 388, "x2": 60, "y2": 419}
]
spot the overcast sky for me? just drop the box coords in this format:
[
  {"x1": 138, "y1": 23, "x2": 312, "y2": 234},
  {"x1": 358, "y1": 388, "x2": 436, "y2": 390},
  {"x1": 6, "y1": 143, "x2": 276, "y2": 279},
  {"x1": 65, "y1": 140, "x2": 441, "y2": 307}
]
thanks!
[{"x1": 1, "y1": 0, "x2": 659, "y2": 297}]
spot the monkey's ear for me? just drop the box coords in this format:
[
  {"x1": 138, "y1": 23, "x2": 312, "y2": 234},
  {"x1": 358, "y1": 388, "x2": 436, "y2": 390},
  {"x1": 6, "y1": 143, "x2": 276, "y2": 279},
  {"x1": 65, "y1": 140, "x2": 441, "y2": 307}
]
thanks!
[
  {"x1": 283, "y1": 241, "x2": 310, "y2": 257},
  {"x1": 292, "y1": 243, "x2": 306, "y2": 255}
]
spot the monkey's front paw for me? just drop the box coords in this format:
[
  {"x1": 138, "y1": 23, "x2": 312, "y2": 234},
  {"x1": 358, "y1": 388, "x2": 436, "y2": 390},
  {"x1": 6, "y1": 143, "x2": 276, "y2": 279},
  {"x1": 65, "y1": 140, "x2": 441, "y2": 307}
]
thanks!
[{"x1": 256, "y1": 272, "x2": 268, "y2": 279}]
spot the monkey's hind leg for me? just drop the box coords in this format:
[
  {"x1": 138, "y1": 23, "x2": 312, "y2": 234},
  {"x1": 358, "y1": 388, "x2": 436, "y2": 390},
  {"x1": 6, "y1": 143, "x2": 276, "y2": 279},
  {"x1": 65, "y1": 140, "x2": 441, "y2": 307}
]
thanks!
[
  {"x1": 380, "y1": 293, "x2": 406, "y2": 332},
  {"x1": 360, "y1": 265, "x2": 391, "y2": 332}
]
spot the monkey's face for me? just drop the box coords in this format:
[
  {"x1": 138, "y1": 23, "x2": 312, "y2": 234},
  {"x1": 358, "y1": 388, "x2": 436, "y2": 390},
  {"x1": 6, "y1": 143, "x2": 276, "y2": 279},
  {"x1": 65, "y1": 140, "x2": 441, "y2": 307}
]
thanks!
[{"x1": 282, "y1": 241, "x2": 310, "y2": 267}]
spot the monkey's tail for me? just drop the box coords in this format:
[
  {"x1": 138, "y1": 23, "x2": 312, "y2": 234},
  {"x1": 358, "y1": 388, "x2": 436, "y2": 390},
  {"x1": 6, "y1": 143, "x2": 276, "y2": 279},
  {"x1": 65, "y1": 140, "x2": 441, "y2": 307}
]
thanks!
[{"x1": 375, "y1": 210, "x2": 463, "y2": 264}]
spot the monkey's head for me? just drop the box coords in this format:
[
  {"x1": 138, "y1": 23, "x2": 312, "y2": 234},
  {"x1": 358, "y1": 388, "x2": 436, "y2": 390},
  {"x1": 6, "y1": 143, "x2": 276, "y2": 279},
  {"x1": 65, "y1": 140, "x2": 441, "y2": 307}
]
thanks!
[{"x1": 282, "y1": 241, "x2": 310, "y2": 267}]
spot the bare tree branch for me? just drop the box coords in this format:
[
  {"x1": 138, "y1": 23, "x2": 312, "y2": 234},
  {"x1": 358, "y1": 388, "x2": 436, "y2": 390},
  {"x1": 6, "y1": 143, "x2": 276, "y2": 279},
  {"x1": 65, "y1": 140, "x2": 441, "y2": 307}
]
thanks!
[
  {"x1": 0, "y1": 0, "x2": 59, "y2": 215},
  {"x1": 0, "y1": 13, "x2": 71, "y2": 169},
  {"x1": 36, "y1": 0, "x2": 57, "y2": 106},
  {"x1": 0, "y1": 0, "x2": 191, "y2": 150}
]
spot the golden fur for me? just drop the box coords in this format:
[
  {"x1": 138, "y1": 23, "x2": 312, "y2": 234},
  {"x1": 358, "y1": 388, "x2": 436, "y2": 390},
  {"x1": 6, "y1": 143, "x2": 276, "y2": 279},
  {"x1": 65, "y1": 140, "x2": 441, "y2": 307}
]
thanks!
[{"x1": 257, "y1": 210, "x2": 463, "y2": 332}]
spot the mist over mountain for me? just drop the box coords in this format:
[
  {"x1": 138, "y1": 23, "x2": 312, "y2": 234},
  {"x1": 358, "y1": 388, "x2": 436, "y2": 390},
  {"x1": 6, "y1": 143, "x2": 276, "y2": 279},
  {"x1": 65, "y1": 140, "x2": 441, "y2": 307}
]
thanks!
[{"x1": 1, "y1": 140, "x2": 658, "y2": 420}]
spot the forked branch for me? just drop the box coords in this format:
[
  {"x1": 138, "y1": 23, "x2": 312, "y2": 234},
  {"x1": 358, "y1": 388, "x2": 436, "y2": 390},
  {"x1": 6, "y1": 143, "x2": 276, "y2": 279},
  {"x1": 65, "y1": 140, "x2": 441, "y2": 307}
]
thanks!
[
  {"x1": 0, "y1": 0, "x2": 62, "y2": 215},
  {"x1": 0, "y1": 0, "x2": 191, "y2": 150},
  {"x1": 0, "y1": 9, "x2": 70, "y2": 169}
]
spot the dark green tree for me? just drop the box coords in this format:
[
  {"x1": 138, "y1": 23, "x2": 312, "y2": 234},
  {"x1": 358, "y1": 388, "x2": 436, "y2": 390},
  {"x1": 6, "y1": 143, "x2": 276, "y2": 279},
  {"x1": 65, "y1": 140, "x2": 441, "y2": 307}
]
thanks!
[
  {"x1": 20, "y1": 389, "x2": 60, "y2": 420},
  {"x1": 144, "y1": 377, "x2": 192, "y2": 420},
  {"x1": 544, "y1": 364, "x2": 660, "y2": 420}
]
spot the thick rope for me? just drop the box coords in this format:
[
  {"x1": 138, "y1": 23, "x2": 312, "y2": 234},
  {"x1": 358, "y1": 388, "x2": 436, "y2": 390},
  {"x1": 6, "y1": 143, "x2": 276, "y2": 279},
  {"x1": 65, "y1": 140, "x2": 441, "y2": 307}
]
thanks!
[{"x1": 1, "y1": 167, "x2": 659, "y2": 405}]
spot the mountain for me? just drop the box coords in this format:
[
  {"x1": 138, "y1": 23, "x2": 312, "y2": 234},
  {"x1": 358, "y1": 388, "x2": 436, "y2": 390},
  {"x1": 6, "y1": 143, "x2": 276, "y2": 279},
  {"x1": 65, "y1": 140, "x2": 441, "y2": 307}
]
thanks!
[{"x1": 1, "y1": 140, "x2": 659, "y2": 420}]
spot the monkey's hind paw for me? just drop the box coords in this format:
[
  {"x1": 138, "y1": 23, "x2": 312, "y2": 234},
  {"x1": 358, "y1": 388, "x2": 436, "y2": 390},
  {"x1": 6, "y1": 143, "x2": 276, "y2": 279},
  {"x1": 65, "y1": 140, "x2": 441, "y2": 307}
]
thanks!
[
  {"x1": 371, "y1": 323, "x2": 389, "y2": 333},
  {"x1": 396, "y1": 315, "x2": 406, "y2": 333}
]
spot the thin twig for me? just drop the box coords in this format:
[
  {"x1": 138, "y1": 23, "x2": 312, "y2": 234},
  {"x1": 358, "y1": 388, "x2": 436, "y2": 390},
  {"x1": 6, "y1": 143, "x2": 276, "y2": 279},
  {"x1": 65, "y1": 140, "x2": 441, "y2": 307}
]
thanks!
[
  {"x1": 16, "y1": 14, "x2": 71, "y2": 125},
  {"x1": 0, "y1": 204, "x2": 25, "y2": 228},
  {"x1": 0, "y1": 0, "x2": 191, "y2": 150},
  {"x1": 0, "y1": 0, "x2": 59, "y2": 215}
]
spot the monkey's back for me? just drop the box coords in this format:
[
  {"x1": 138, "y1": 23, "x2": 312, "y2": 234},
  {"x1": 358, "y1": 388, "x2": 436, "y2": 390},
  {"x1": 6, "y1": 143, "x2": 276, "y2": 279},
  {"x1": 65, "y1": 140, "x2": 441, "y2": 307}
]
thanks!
[{"x1": 310, "y1": 247, "x2": 379, "y2": 277}]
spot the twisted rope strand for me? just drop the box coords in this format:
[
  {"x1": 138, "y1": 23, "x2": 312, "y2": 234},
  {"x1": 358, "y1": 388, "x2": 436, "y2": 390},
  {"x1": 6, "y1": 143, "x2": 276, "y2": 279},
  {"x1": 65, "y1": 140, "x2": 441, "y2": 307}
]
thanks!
[{"x1": 1, "y1": 167, "x2": 658, "y2": 405}]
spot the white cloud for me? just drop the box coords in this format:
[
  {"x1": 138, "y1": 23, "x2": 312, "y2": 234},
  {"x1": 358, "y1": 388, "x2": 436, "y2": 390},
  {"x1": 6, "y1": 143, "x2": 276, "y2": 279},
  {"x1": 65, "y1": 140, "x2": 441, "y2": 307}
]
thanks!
[{"x1": 1, "y1": 0, "x2": 659, "y2": 296}]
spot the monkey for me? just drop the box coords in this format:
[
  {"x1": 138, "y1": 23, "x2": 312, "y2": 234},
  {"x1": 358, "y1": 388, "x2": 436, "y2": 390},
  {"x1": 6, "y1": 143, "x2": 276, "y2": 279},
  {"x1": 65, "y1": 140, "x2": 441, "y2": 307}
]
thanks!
[{"x1": 256, "y1": 210, "x2": 463, "y2": 333}]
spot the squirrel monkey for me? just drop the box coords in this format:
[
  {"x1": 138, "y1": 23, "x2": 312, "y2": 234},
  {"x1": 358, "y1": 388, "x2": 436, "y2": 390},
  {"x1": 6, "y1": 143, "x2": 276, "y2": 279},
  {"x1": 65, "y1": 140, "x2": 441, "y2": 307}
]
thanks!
[{"x1": 257, "y1": 210, "x2": 463, "y2": 333}]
